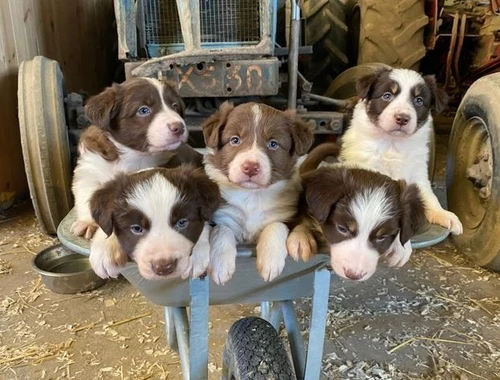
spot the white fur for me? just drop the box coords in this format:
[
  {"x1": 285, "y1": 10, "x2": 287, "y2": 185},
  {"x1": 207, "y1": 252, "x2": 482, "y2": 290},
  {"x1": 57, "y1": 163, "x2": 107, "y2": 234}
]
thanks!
[
  {"x1": 89, "y1": 228, "x2": 123, "y2": 279},
  {"x1": 341, "y1": 69, "x2": 463, "y2": 235},
  {"x1": 126, "y1": 173, "x2": 193, "y2": 280},
  {"x1": 227, "y1": 143, "x2": 272, "y2": 188},
  {"x1": 256, "y1": 222, "x2": 290, "y2": 281},
  {"x1": 146, "y1": 78, "x2": 187, "y2": 152},
  {"x1": 71, "y1": 79, "x2": 187, "y2": 239},
  {"x1": 329, "y1": 187, "x2": 395, "y2": 281}
]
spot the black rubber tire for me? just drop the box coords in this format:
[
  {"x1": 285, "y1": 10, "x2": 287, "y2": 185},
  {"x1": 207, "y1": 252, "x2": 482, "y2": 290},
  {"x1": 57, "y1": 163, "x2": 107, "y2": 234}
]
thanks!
[
  {"x1": 18, "y1": 56, "x2": 73, "y2": 235},
  {"x1": 357, "y1": 0, "x2": 428, "y2": 70},
  {"x1": 447, "y1": 73, "x2": 500, "y2": 271},
  {"x1": 221, "y1": 317, "x2": 296, "y2": 380},
  {"x1": 301, "y1": 0, "x2": 349, "y2": 92}
]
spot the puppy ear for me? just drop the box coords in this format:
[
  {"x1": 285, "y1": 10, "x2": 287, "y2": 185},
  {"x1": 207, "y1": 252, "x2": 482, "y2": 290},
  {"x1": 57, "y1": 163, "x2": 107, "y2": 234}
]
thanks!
[
  {"x1": 423, "y1": 75, "x2": 449, "y2": 114},
  {"x1": 85, "y1": 83, "x2": 121, "y2": 129},
  {"x1": 302, "y1": 168, "x2": 345, "y2": 223},
  {"x1": 90, "y1": 174, "x2": 126, "y2": 236},
  {"x1": 284, "y1": 110, "x2": 314, "y2": 156},
  {"x1": 202, "y1": 101, "x2": 234, "y2": 149},
  {"x1": 356, "y1": 67, "x2": 390, "y2": 99},
  {"x1": 398, "y1": 181, "x2": 427, "y2": 245},
  {"x1": 193, "y1": 168, "x2": 221, "y2": 220}
]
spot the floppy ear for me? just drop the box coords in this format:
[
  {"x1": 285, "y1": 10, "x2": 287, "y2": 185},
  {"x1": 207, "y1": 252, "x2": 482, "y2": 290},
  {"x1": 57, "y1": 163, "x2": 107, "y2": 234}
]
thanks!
[
  {"x1": 283, "y1": 110, "x2": 314, "y2": 156},
  {"x1": 423, "y1": 75, "x2": 449, "y2": 114},
  {"x1": 192, "y1": 168, "x2": 222, "y2": 220},
  {"x1": 356, "y1": 67, "x2": 390, "y2": 99},
  {"x1": 398, "y1": 181, "x2": 427, "y2": 245},
  {"x1": 202, "y1": 101, "x2": 234, "y2": 149},
  {"x1": 302, "y1": 168, "x2": 345, "y2": 223},
  {"x1": 85, "y1": 83, "x2": 122, "y2": 129},
  {"x1": 89, "y1": 174, "x2": 127, "y2": 236}
]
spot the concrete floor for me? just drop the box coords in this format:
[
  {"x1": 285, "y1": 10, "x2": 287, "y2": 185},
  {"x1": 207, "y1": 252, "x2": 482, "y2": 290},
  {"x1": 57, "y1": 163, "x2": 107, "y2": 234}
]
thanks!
[{"x1": 1, "y1": 135, "x2": 499, "y2": 380}]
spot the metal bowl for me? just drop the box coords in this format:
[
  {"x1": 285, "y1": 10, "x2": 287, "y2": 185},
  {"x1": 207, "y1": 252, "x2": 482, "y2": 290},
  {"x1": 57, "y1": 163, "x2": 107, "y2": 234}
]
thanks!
[{"x1": 32, "y1": 244, "x2": 106, "y2": 294}]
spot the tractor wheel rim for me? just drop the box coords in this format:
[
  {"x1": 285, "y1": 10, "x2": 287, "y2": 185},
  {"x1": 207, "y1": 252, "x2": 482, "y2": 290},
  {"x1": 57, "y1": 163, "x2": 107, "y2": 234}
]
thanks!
[{"x1": 462, "y1": 116, "x2": 491, "y2": 230}]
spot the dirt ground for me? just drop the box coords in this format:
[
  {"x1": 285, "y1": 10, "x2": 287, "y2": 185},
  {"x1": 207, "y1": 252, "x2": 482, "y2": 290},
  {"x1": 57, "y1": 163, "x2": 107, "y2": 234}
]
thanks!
[{"x1": 1, "y1": 135, "x2": 499, "y2": 380}]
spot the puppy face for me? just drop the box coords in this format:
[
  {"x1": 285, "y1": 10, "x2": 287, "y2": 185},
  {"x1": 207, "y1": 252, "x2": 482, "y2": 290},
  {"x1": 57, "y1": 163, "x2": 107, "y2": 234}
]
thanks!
[
  {"x1": 90, "y1": 166, "x2": 220, "y2": 280},
  {"x1": 85, "y1": 78, "x2": 187, "y2": 153},
  {"x1": 302, "y1": 166, "x2": 426, "y2": 281},
  {"x1": 356, "y1": 68, "x2": 448, "y2": 136},
  {"x1": 202, "y1": 102, "x2": 313, "y2": 189}
]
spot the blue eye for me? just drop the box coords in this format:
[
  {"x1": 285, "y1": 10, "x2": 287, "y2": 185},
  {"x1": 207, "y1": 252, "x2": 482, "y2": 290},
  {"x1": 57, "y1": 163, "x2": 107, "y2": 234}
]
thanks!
[
  {"x1": 376, "y1": 235, "x2": 388, "y2": 242},
  {"x1": 267, "y1": 140, "x2": 279, "y2": 150},
  {"x1": 176, "y1": 219, "x2": 188, "y2": 229},
  {"x1": 382, "y1": 92, "x2": 393, "y2": 101},
  {"x1": 137, "y1": 106, "x2": 151, "y2": 116},
  {"x1": 130, "y1": 224, "x2": 144, "y2": 235},
  {"x1": 414, "y1": 97, "x2": 424, "y2": 106},
  {"x1": 230, "y1": 136, "x2": 241, "y2": 146},
  {"x1": 336, "y1": 225, "x2": 348, "y2": 235}
]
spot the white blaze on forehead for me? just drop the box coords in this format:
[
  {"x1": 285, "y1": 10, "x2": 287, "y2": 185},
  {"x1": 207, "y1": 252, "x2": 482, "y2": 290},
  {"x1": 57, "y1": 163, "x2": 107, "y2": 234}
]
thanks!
[
  {"x1": 349, "y1": 186, "x2": 395, "y2": 239},
  {"x1": 389, "y1": 68, "x2": 425, "y2": 88},
  {"x1": 126, "y1": 173, "x2": 181, "y2": 225},
  {"x1": 145, "y1": 78, "x2": 187, "y2": 150},
  {"x1": 252, "y1": 103, "x2": 262, "y2": 129}
]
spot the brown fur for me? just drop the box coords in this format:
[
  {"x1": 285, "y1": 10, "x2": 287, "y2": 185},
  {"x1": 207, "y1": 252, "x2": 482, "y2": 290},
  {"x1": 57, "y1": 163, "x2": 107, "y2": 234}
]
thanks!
[
  {"x1": 79, "y1": 126, "x2": 119, "y2": 161},
  {"x1": 85, "y1": 78, "x2": 185, "y2": 151}
]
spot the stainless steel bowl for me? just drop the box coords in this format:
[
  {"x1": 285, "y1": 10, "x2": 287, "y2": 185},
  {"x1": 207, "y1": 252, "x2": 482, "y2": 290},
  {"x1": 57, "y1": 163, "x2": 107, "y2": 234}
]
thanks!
[{"x1": 32, "y1": 244, "x2": 106, "y2": 294}]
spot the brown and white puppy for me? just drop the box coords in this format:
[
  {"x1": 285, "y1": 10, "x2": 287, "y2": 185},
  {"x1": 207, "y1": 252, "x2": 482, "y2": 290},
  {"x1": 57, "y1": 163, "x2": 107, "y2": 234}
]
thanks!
[
  {"x1": 340, "y1": 67, "x2": 462, "y2": 235},
  {"x1": 88, "y1": 165, "x2": 221, "y2": 280},
  {"x1": 203, "y1": 101, "x2": 314, "y2": 284},
  {"x1": 287, "y1": 143, "x2": 427, "y2": 281},
  {"x1": 71, "y1": 77, "x2": 199, "y2": 239}
]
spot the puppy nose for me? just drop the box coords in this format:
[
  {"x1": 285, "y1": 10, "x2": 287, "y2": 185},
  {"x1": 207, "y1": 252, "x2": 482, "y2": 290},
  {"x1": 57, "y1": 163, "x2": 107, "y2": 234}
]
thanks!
[
  {"x1": 344, "y1": 269, "x2": 365, "y2": 281},
  {"x1": 168, "y1": 122, "x2": 185, "y2": 136},
  {"x1": 394, "y1": 113, "x2": 410, "y2": 126},
  {"x1": 241, "y1": 161, "x2": 260, "y2": 177},
  {"x1": 151, "y1": 259, "x2": 177, "y2": 276}
]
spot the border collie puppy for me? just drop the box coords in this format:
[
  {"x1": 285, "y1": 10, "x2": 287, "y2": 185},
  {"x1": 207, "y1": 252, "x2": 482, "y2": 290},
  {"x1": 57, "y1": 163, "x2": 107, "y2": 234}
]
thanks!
[
  {"x1": 341, "y1": 67, "x2": 462, "y2": 235},
  {"x1": 287, "y1": 143, "x2": 427, "y2": 281},
  {"x1": 202, "y1": 102, "x2": 314, "y2": 284},
  {"x1": 71, "y1": 77, "x2": 202, "y2": 239},
  {"x1": 88, "y1": 165, "x2": 221, "y2": 280}
]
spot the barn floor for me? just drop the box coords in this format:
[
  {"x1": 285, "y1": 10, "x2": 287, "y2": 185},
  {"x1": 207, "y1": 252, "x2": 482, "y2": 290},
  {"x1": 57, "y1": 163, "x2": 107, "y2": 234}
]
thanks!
[{"x1": 1, "y1": 135, "x2": 499, "y2": 380}]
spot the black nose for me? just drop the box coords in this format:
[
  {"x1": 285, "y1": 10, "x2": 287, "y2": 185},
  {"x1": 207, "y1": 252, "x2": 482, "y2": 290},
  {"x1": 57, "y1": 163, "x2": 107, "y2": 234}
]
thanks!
[
  {"x1": 169, "y1": 122, "x2": 185, "y2": 136},
  {"x1": 241, "y1": 161, "x2": 260, "y2": 177},
  {"x1": 151, "y1": 259, "x2": 177, "y2": 276},
  {"x1": 394, "y1": 113, "x2": 410, "y2": 126},
  {"x1": 344, "y1": 269, "x2": 365, "y2": 281}
]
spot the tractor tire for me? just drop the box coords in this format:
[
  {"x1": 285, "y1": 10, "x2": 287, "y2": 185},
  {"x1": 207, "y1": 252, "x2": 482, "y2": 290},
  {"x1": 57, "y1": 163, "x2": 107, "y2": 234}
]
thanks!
[
  {"x1": 221, "y1": 317, "x2": 296, "y2": 380},
  {"x1": 301, "y1": 0, "x2": 349, "y2": 93},
  {"x1": 357, "y1": 0, "x2": 428, "y2": 70},
  {"x1": 447, "y1": 73, "x2": 500, "y2": 271},
  {"x1": 18, "y1": 56, "x2": 73, "y2": 235}
]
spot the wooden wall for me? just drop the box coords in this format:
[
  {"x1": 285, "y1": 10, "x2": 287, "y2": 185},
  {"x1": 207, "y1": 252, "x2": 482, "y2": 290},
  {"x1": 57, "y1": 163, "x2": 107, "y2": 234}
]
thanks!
[{"x1": 0, "y1": 0, "x2": 117, "y2": 202}]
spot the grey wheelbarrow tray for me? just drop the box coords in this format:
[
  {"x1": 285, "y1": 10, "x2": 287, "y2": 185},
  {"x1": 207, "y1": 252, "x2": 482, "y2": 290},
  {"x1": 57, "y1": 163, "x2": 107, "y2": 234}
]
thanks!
[{"x1": 57, "y1": 208, "x2": 448, "y2": 380}]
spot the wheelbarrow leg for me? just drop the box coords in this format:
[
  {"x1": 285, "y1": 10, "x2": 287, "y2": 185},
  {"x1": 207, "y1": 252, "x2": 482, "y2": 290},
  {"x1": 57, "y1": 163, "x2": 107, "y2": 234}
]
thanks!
[
  {"x1": 164, "y1": 307, "x2": 178, "y2": 351},
  {"x1": 171, "y1": 277, "x2": 210, "y2": 380},
  {"x1": 261, "y1": 301, "x2": 283, "y2": 331}
]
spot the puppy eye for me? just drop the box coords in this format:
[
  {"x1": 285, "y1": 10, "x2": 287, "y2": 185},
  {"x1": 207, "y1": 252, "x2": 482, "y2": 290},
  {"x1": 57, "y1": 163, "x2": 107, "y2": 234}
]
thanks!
[
  {"x1": 267, "y1": 139, "x2": 279, "y2": 150},
  {"x1": 230, "y1": 136, "x2": 241, "y2": 146},
  {"x1": 376, "y1": 235, "x2": 388, "y2": 242},
  {"x1": 382, "y1": 92, "x2": 393, "y2": 101},
  {"x1": 172, "y1": 102, "x2": 179, "y2": 111},
  {"x1": 130, "y1": 224, "x2": 144, "y2": 235},
  {"x1": 414, "y1": 97, "x2": 424, "y2": 106},
  {"x1": 336, "y1": 224, "x2": 349, "y2": 235},
  {"x1": 176, "y1": 219, "x2": 188, "y2": 229},
  {"x1": 137, "y1": 106, "x2": 151, "y2": 116}
]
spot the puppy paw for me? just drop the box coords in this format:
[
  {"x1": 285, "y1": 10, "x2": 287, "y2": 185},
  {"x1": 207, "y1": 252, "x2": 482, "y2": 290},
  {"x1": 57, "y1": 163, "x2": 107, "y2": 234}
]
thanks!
[
  {"x1": 182, "y1": 243, "x2": 210, "y2": 280},
  {"x1": 208, "y1": 250, "x2": 236, "y2": 285},
  {"x1": 427, "y1": 209, "x2": 463, "y2": 235},
  {"x1": 256, "y1": 223, "x2": 289, "y2": 282},
  {"x1": 71, "y1": 220, "x2": 98, "y2": 239},
  {"x1": 286, "y1": 230, "x2": 317, "y2": 262},
  {"x1": 89, "y1": 231, "x2": 126, "y2": 279},
  {"x1": 383, "y1": 239, "x2": 412, "y2": 268}
]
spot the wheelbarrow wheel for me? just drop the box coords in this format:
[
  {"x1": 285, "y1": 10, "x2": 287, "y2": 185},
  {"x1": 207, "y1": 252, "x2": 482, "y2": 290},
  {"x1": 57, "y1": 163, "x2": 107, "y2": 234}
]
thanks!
[
  {"x1": 325, "y1": 63, "x2": 436, "y2": 182},
  {"x1": 447, "y1": 73, "x2": 500, "y2": 270},
  {"x1": 222, "y1": 317, "x2": 296, "y2": 380},
  {"x1": 18, "y1": 56, "x2": 73, "y2": 235}
]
